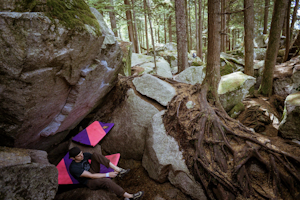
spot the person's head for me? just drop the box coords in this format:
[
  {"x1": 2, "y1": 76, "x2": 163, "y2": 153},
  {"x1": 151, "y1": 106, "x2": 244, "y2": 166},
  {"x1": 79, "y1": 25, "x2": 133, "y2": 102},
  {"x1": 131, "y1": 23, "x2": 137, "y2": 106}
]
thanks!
[{"x1": 69, "y1": 147, "x2": 83, "y2": 162}]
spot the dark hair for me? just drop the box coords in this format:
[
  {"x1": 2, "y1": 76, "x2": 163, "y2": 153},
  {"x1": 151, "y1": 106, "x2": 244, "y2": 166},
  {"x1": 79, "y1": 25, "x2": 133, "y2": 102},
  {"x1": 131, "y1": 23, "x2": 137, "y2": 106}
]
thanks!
[{"x1": 69, "y1": 147, "x2": 81, "y2": 158}]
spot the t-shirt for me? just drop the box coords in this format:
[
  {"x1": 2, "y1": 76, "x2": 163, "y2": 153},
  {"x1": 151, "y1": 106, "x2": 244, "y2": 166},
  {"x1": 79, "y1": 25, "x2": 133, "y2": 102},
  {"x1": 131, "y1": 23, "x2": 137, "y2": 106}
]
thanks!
[{"x1": 69, "y1": 152, "x2": 92, "y2": 184}]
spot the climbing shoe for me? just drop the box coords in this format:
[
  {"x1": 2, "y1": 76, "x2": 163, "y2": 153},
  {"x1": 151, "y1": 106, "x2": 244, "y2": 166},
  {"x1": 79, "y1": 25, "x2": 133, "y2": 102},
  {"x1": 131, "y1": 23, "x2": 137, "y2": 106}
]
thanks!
[
  {"x1": 118, "y1": 168, "x2": 130, "y2": 178},
  {"x1": 130, "y1": 191, "x2": 144, "y2": 200}
]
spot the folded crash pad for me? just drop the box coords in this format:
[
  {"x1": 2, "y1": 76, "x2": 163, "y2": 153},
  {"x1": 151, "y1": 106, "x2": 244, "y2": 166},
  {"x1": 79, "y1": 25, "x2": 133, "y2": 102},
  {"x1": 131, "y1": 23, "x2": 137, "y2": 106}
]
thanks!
[
  {"x1": 72, "y1": 121, "x2": 114, "y2": 146},
  {"x1": 57, "y1": 152, "x2": 120, "y2": 185}
]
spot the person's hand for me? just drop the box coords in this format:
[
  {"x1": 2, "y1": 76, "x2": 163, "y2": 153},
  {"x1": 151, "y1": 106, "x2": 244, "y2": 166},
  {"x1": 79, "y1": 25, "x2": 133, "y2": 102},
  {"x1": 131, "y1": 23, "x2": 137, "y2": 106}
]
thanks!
[{"x1": 109, "y1": 171, "x2": 118, "y2": 178}]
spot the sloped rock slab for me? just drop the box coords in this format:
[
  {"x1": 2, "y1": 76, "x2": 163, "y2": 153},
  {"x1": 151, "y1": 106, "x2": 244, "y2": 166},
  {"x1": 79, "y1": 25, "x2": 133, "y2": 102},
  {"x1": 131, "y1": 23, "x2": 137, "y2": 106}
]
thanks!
[
  {"x1": 279, "y1": 92, "x2": 300, "y2": 140},
  {"x1": 94, "y1": 89, "x2": 160, "y2": 160},
  {"x1": 142, "y1": 111, "x2": 206, "y2": 199},
  {"x1": 174, "y1": 66, "x2": 206, "y2": 85},
  {"x1": 133, "y1": 74, "x2": 176, "y2": 106}
]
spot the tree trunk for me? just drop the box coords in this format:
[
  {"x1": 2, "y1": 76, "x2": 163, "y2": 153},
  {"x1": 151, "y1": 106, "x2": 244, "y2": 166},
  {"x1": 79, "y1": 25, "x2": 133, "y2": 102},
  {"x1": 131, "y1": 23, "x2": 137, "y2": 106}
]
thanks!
[
  {"x1": 185, "y1": 0, "x2": 190, "y2": 52},
  {"x1": 144, "y1": 0, "x2": 149, "y2": 55},
  {"x1": 195, "y1": 0, "x2": 199, "y2": 54},
  {"x1": 283, "y1": 0, "x2": 292, "y2": 62},
  {"x1": 168, "y1": 15, "x2": 173, "y2": 43},
  {"x1": 175, "y1": 0, "x2": 189, "y2": 73},
  {"x1": 221, "y1": 0, "x2": 226, "y2": 52},
  {"x1": 124, "y1": 0, "x2": 136, "y2": 52},
  {"x1": 147, "y1": 0, "x2": 157, "y2": 71},
  {"x1": 226, "y1": 12, "x2": 230, "y2": 50},
  {"x1": 259, "y1": 0, "x2": 289, "y2": 96},
  {"x1": 263, "y1": 0, "x2": 270, "y2": 34},
  {"x1": 291, "y1": 0, "x2": 299, "y2": 37},
  {"x1": 205, "y1": 0, "x2": 222, "y2": 109},
  {"x1": 189, "y1": 2, "x2": 192, "y2": 50},
  {"x1": 244, "y1": 0, "x2": 254, "y2": 76},
  {"x1": 197, "y1": 0, "x2": 203, "y2": 59},
  {"x1": 109, "y1": 0, "x2": 118, "y2": 37},
  {"x1": 131, "y1": 0, "x2": 140, "y2": 53},
  {"x1": 164, "y1": 14, "x2": 167, "y2": 43}
]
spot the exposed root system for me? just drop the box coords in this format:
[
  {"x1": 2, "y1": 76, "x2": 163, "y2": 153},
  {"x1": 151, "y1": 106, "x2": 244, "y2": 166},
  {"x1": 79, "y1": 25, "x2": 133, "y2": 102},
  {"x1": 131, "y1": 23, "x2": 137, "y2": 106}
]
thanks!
[{"x1": 163, "y1": 83, "x2": 300, "y2": 200}]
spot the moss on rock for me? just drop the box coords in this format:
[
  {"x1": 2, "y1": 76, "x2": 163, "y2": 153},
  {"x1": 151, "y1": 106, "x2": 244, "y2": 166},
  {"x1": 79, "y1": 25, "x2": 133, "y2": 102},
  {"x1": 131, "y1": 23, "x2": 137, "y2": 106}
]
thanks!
[{"x1": 46, "y1": 0, "x2": 101, "y2": 35}]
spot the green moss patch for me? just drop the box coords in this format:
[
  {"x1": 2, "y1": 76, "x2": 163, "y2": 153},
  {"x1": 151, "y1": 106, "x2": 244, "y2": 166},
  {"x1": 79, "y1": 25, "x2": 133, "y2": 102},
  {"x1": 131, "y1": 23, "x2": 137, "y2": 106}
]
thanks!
[{"x1": 46, "y1": 0, "x2": 101, "y2": 35}]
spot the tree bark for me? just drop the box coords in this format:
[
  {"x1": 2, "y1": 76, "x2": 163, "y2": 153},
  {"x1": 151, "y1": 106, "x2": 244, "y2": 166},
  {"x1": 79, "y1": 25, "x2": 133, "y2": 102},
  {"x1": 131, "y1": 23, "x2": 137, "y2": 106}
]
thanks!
[
  {"x1": 168, "y1": 15, "x2": 173, "y2": 43},
  {"x1": 195, "y1": 0, "x2": 198, "y2": 54},
  {"x1": 109, "y1": 0, "x2": 118, "y2": 37},
  {"x1": 144, "y1": 0, "x2": 149, "y2": 54},
  {"x1": 124, "y1": 0, "x2": 136, "y2": 52},
  {"x1": 259, "y1": 0, "x2": 289, "y2": 96},
  {"x1": 205, "y1": 0, "x2": 223, "y2": 109},
  {"x1": 185, "y1": 0, "x2": 190, "y2": 52},
  {"x1": 221, "y1": 0, "x2": 226, "y2": 52},
  {"x1": 284, "y1": 0, "x2": 292, "y2": 62},
  {"x1": 197, "y1": 0, "x2": 203, "y2": 59},
  {"x1": 244, "y1": 0, "x2": 254, "y2": 76},
  {"x1": 164, "y1": 14, "x2": 167, "y2": 43},
  {"x1": 263, "y1": 0, "x2": 270, "y2": 34},
  {"x1": 147, "y1": 0, "x2": 157, "y2": 71},
  {"x1": 131, "y1": 0, "x2": 140, "y2": 53},
  {"x1": 291, "y1": 0, "x2": 299, "y2": 36},
  {"x1": 175, "y1": 0, "x2": 189, "y2": 73}
]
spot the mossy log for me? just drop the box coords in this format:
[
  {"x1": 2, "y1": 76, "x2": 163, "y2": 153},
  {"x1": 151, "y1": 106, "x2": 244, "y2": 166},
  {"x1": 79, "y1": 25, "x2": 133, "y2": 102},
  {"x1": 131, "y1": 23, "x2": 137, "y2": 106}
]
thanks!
[{"x1": 163, "y1": 83, "x2": 300, "y2": 200}]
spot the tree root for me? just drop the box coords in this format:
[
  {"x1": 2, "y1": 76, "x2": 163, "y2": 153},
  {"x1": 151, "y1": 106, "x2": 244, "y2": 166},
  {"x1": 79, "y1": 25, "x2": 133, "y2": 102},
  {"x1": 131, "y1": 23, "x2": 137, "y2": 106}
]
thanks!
[{"x1": 163, "y1": 84, "x2": 300, "y2": 200}]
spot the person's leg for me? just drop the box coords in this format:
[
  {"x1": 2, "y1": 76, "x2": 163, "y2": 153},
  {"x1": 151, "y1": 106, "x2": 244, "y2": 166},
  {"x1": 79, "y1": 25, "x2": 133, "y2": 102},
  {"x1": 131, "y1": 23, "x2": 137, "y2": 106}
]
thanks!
[{"x1": 90, "y1": 153, "x2": 111, "y2": 173}]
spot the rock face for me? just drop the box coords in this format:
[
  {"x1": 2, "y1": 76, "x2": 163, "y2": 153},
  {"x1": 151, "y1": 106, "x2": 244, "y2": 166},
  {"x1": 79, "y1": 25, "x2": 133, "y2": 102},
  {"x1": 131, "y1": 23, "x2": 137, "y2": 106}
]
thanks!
[
  {"x1": 142, "y1": 111, "x2": 207, "y2": 200},
  {"x1": 218, "y1": 72, "x2": 256, "y2": 111},
  {"x1": 0, "y1": 147, "x2": 58, "y2": 200},
  {"x1": 133, "y1": 74, "x2": 176, "y2": 106},
  {"x1": 273, "y1": 57, "x2": 300, "y2": 98},
  {"x1": 94, "y1": 89, "x2": 160, "y2": 160},
  {"x1": 279, "y1": 92, "x2": 300, "y2": 140},
  {"x1": 174, "y1": 66, "x2": 206, "y2": 85},
  {"x1": 0, "y1": 1, "x2": 123, "y2": 150}
]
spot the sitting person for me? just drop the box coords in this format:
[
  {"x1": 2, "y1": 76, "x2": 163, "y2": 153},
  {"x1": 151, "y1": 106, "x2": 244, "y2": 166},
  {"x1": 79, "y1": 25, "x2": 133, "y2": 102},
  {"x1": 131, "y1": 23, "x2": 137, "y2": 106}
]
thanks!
[{"x1": 69, "y1": 147, "x2": 144, "y2": 200}]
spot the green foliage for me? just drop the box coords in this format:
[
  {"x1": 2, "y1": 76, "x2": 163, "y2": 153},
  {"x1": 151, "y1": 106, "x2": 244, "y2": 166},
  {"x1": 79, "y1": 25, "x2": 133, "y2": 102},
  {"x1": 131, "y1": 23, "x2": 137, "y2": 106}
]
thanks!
[{"x1": 46, "y1": 0, "x2": 101, "y2": 35}]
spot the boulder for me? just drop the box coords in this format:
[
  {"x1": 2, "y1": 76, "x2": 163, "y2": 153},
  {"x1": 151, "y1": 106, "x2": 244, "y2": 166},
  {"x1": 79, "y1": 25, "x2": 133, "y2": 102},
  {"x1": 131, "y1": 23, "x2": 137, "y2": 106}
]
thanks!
[
  {"x1": 158, "y1": 50, "x2": 178, "y2": 71},
  {"x1": 0, "y1": 1, "x2": 123, "y2": 150},
  {"x1": 142, "y1": 111, "x2": 207, "y2": 199},
  {"x1": 254, "y1": 34, "x2": 268, "y2": 48},
  {"x1": 133, "y1": 74, "x2": 176, "y2": 106},
  {"x1": 131, "y1": 53, "x2": 154, "y2": 67},
  {"x1": 218, "y1": 72, "x2": 256, "y2": 111},
  {"x1": 0, "y1": 147, "x2": 58, "y2": 200},
  {"x1": 273, "y1": 58, "x2": 300, "y2": 98},
  {"x1": 279, "y1": 92, "x2": 300, "y2": 140},
  {"x1": 220, "y1": 52, "x2": 244, "y2": 75},
  {"x1": 94, "y1": 88, "x2": 160, "y2": 160},
  {"x1": 174, "y1": 66, "x2": 206, "y2": 85},
  {"x1": 254, "y1": 48, "x2": 267, "y2": 60}
]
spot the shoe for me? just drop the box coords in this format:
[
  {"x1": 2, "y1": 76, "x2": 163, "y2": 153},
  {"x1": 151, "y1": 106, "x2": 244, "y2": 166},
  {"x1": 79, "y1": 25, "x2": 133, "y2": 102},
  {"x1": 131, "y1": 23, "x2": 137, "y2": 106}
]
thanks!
[
  {"x1": 130, "y1": 191, "x2": 144, "y2": 200},
  {"x1": 118, "y1": 168, "x2": 130, "y2": 178}
]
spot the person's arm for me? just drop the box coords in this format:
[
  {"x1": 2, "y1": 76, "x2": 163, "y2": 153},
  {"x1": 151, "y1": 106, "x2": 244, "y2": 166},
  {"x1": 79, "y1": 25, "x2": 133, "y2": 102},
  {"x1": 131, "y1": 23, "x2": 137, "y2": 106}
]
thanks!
[{"x1": 80, "y1": 171, "x2": 118, "y2": 179}]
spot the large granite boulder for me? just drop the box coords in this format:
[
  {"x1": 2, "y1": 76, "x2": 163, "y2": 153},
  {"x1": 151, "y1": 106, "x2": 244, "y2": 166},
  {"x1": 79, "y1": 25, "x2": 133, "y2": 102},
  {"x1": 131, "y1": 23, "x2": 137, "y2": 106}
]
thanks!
[
  {"x1": 131, "y1": 53, "x2": 154, "y2": 67},
  {"x1": 0, "y1": 147, "x2": 58, "y2": 200},
  {"x1": 133, "y1": 74, "x2": 176, "y2": 106},
  {"x1": 0, "y1": 0, "x2": 123, "y2": 150},
  {"x1": 218, "y1": 72, "x2": 256, "y2": 111},
  {"x1": 93, "y1": 88, "x2": 160, "y2": 160},
  {"x1": 174, "y1": 66, "x2": 206, "y2": 85},
  {"x1": 142, "y1": 111, "x2": 207, "y2": 200},
  {"x1": 273, "y1": 57, "x2": 300, "y2": 98},
  {"x1": 254, "y1": 34, "x2": 268, "y2": 48},
  {"x1": 279, "y1": 92, "x2": 300, "y2": 140},
  {"x1": 254, "y1": 48, "x2": 267, "y2": 60}
]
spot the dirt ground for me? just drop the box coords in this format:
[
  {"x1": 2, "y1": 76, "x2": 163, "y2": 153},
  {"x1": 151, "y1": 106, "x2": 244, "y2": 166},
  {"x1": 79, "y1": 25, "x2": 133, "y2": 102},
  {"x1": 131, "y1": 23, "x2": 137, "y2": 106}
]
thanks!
[{"x1": 114, "y1": 158, "x2": 190, "y2": 200}]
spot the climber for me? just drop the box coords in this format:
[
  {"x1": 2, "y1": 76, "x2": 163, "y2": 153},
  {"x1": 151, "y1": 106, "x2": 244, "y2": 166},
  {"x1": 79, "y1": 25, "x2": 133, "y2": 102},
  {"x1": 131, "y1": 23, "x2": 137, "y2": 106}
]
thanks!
[{"x1": 69, "y1": 147, "x2": 144, "y2": 200}]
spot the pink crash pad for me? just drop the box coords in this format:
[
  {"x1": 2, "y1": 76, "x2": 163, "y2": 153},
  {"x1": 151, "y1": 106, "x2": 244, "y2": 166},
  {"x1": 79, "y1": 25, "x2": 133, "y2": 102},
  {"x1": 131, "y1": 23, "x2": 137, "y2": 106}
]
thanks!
[
  {"x1": 72, "y1": 121, "x2": 114, "y2": 147},
  {"x1": 57, "y1": 152, "x2": 120, "y2": 185}
]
